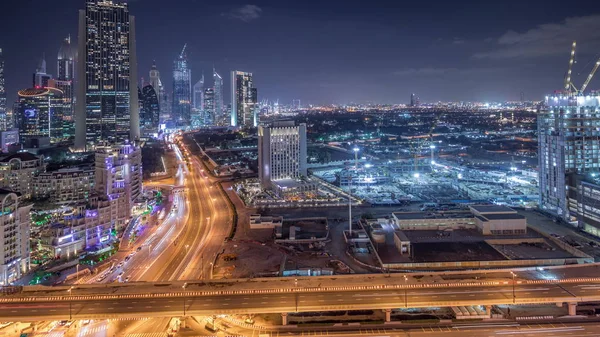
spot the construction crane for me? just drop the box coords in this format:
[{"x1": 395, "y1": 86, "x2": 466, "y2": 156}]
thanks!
[
  {"x1": 564, "y1": 41, "x2": 577, "y2": 91},
  {"x1": 180, "y1": 43, "x2": 187, "y2": 59},
  {"x1": 563, "y1": 41, "x2": 600, "y2": 95}
]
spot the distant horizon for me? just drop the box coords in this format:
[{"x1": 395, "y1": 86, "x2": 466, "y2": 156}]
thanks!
[{"x1": 2, "y1": 0, "x2": 600, "y2": 108}]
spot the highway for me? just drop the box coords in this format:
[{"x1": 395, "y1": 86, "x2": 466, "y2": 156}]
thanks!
[
  {"x1": 88, "y1": 138, "x2": 231, "y2": 285},
  {"x1": 4, "y1": 281, "x2": 600, "y2": 321}
]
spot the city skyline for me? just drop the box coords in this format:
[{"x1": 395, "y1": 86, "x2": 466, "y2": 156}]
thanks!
[{"x1": 1, "y1": 1, "x2": 600, "y2": 108}]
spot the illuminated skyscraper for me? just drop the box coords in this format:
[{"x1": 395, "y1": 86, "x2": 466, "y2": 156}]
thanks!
[
  {"x1": 193, "y1": 75, "x2": 204, "y2": 111},
  {"x1": 258, "y1": 121, "x2": 307, "y2": 189},
  {"x1": 410, "y1": 93, "x2": 420, "y2": 107},
  {"x1": 33, "y1": 54, "x2": 51, "y2": 88},
  {"x1": 75, "y1": 0, "x2": 139, "y2": 150},
  {"x1": 231, "y1": 71, "x2": 257, "y2": 128},
  {"x1": 16, "y1": 87, "x2": 64, "y2": 143},
  {"x1": 172, "y1": 44, "x2": 191, "y2": 126},
  {"x1": 139, "y1": 84, "x2": 160, "y2": 135},
  {"x1": 148, "y1": 61, "x2": 164, "y2": 119},
  {"x1": 203, "y1": 87, "x2": 214, "y2": 126},
  {"x1": 213, "y1": 68, "x2": 223, "y2": 125},
  {"x1": 53, "y1": 36, "x2": 76, "y2": 138},
  {"x1": 0, "y1": 49, "x2": 6, "y2": 131}
]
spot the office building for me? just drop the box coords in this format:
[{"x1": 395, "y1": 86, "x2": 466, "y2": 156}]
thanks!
[
  {"x1": 410, "y1": 93, "x2": 420, "y2": 107},
  {"x1": 16, "y1": 87, "x2": 64, "y2": 143},
  {"x1": 231, "y1": 71, "x2": 257, "y2": 128},
  {"x1": 258, "y1": 121, "x2": 307, "y2": 190},
  {"x1": 0, "y1": 190, "x2": 32, "y2": 285},
  {"x1": 75, "y1": 0, "x2": 139, "y2": 150},
  {"x1": 139, "y1": 84, "x2": 160, "y2": 136},
  {"x1": 94, "y1": 142, "x2": 142, "y2": 228},
  {"x1": 539, "y1": 94, "x2": 600, "y2": 235},
  {"x1": 213, "y1": 69, "x2": 224, "y2": 125},
  {"x1": 193, "y1": 75, "x2": 204, "y2": 111},
  {"x1": 203, "y1": 87, "x2": 214, "y2": 126},
  {"x1": 0, "y1": 152, "x2": 45, "y2": 200},
  {"x1": 33, "y1": 54, "x2": 52, "y2": 88},
  {"x1": 54, "y1": 36, "x2": 75, "y2": 139},
  {"x1": 148, "y1": 61, "x2": 164, "y2": 120},
  {"x1": 172, "y1": 45, "x2": 191, "y2": 126},
  {"x1": 0, "y1": 49, "x2": 6, "y2": 131},
  {"x1": 57, "y1": 36, "x2": 75, "y2": 81},
  {"x1": 0, "y1": 130, "x2": 18, "y2": 152}
]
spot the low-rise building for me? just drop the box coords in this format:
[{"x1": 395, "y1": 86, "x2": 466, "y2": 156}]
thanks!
[
  {"x1": 33, "y1": 166, "x2": 94, "y2": 203},
  {"x1": 0, "y1": 152, "x2": 44, "y2": 200}
]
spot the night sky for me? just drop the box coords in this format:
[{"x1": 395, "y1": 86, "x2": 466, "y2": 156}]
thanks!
[{"x1": 2, "y1": 0, "x2": 600, "y2": 106}]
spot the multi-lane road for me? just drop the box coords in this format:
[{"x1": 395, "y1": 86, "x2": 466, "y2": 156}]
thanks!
[{"x1": 4, "y1": 281, "x2": 600, "y2": 321}]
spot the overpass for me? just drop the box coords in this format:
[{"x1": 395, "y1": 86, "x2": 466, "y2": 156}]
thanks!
[{"x1": 2, "y1": 264, "x2": 600, "y2": 322}]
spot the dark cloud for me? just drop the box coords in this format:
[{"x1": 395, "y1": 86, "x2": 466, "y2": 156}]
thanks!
[
  {"x1": 474, "y1": 15, "x2": 600, "y2": 59},
  {"x1": 225, "y1": 4, "x2": 263, "y2": 22}
]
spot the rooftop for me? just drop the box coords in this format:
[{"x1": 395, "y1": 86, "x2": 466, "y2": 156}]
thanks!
[
  {"x1": 470, "y1": 205, "x2": 516, "y2": 214},
  {"x1": 481, "y1": 213, "x2": 526, "y2": 220},
  {"x1": 0, "y1": 152, "x2": 40, "y2": 163},
  {"x1": 392, "y1": 211, "x2": 474, "y2": 220}
]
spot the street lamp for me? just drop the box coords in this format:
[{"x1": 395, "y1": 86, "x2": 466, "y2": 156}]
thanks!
[
  {"x1": 404, "y1": 275, "x2": 408, "y2": 308},
  {"x1": 510, "y1": 271, "x2": 516, "y2": 304},
  {"x1": 182, "y1": 283, "x2": 188, "y2": 317},
  {"x1": 68, "y1": 286, "x2": 74, "y2": 320}
]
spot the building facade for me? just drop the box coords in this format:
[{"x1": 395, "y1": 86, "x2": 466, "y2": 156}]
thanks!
[
  {"x1": 0, "y1": 49, "x2": 6, "y2": 131},
  {"x1": 0, "y1": 152, "x2": 44, "y2": 200},
  {"x1": 94, "y1": 142, "x2": 142, "y2": 228},
  {"x1": 33, "y1": 54, "x2": 51, "y2": 88},
  {"x1": 172, "y1": 45, "x2": 191, "y2": 126},
  {"x1": 0, "y1": 191, "x2": 32, "y2": 285},
  {"x1": 75, "y1": 0, "x2": 139, "y2": 150},
  {"x1": 16, "y1": 87, "x2": 64, "y2": 143},
  {"x1": 33, "y1": 167, "x2": 95, "y2": 203},
  {"x1": 258, "y1": 121, "x2": 307, "y2": 189},
  {"x1": 231, "y1": 71, "x2": 257, "y2": 128},
  {"x1": 203, "y1": 88, "x2": 214, "y2": 126},
  {"x1": 213, "y1": 69, "x2": 224, "y2": 125},
  {"x1": 539, "y1": 94, "x2": 600, "y2": 237},
  {"x1": 193, "y1": 75, "x2": 204, "y2": 111},
  {"x1": 139, "y1": 84, "x2": 160, "y2": 136},
  {"x1": 148, "y1": 61, "x2": 165, "y2": 122},
  {"x1": 53, "y1": 36, "x2": 76, "y2": 139}
]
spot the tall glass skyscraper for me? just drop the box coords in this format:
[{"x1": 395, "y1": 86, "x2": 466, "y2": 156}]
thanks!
[
  {"x1": 231, "y1": 71, "x2": 257, "y2": 128},
  {"x1": 203, "y1": 87, "x2": 214, "y2": 126},
  {"x1": 193, "y1": 75, "x2": 204, "y2": 111},
  {"x1": 54, "y1": 36, "x2": 76, "y2": 138},
  {"x1": 213, "y1": 69, "x2": 224, "y2": 125},
  {"x1": 139, "y1": 84, "x2": 160, "y2": 135},
  {"x1": 148, "y1": 61, "x2": 164, "y2": 121},
  {"x1": 17, "y1": 87, "x2": 64, "y2": 143},
  {"x1": 172, "y1": 44, "x2": 191, "y2": 126},
  {"x1": 0, "y1": 49, "x2": 6, "y2": 131},
  {"x1": 75, "y1": 0, "x2": 139, "y2": 150}
]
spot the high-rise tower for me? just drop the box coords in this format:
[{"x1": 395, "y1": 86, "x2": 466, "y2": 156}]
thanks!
[
  {"x1": 53, "y1": 36, "x2": 76, "y2": 138},
  {"x1": 0, "y1": 49, "x2": 6, "y2": 131},
  {"x1": 75, "y1": 0, "x2": 139, "y2": 150},
  {"x1": 57, "y1": 36, "x2": 75, "y2": 81},
  {"x1": 193, "y1": 75, "x2": 204, "y2": 111},
  {"x1": 172, "y1": 44, "x2": 191, "y2": 126},
  {"x1": 213, "y1": 68, "x2": 223, "y2": 125},
  {"x1": 148, "y1": 61, "x2": 166, "y2": 122},
  {"x1": 33, "y1": 54, "x2": 51, "y2": 88},
  {"x1": 231, "y1": 71, "x2": 257, "y2": 128}
]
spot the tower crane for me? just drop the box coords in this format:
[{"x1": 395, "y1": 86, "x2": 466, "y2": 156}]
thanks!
[
  {"x1": 563, "y1": 41, "x2": 600, "y2": 95},
  {"x1": 564, "y1": 41, "x2": 577, "y2": 92}
]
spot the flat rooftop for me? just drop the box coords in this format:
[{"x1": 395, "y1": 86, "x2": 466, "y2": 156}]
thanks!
[
  {"x1": 470, "y1": 205, "x2": 516, "y2": 213},
  {"x1": 393, "y1": 211, "x2": 474, "y2": 220},
  {"x1": 412, "y1": 242, "x2": 507, "y2": 262},
  {"x1": 481, "y1": 213, "x2": 526, "y2": 220}
]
